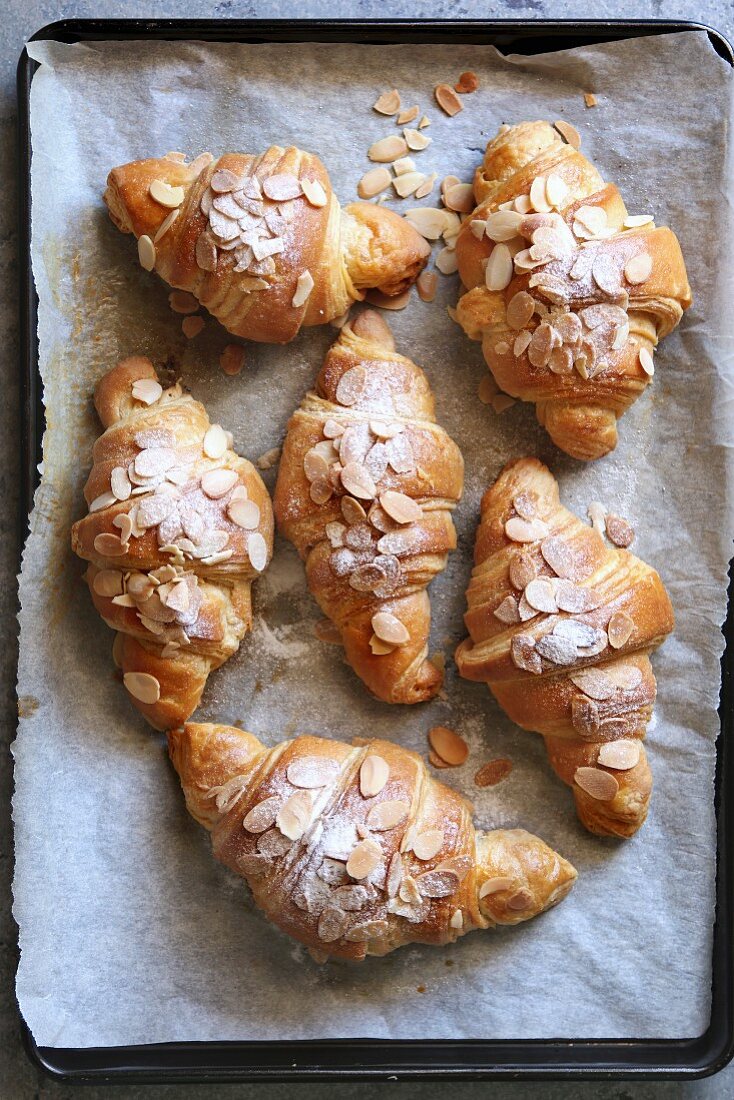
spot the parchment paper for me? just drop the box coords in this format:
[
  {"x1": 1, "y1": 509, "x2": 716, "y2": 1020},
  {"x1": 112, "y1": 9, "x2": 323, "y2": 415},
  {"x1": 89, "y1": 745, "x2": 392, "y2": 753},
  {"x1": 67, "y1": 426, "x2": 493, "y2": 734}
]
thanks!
[{"x1": 14, "y1": 31, "x2": 734, "y2": 1047}]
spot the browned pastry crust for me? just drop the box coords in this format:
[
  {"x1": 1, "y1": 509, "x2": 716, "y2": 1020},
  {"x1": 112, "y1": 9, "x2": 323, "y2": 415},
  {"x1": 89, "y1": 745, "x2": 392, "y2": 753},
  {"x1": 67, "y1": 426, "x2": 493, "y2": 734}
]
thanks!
[
  {"x1": 168, "y1": 722, "x2": 577, "y2": 961},
  {"x1": 455, "y1": 457, "x2": 674, "y2": 837},
  {"x1": 273, "y1": 311, "x2": 464, "y2": 704},
  {"x1": 453, "y1": 121, "x2": 692, "y2": 460},
  {"x1": 104, "y1": 148, "x2": 430, "y2": 343},
  {"x1": 71, "y1": 357, "x2": 274, "y2": 729}
]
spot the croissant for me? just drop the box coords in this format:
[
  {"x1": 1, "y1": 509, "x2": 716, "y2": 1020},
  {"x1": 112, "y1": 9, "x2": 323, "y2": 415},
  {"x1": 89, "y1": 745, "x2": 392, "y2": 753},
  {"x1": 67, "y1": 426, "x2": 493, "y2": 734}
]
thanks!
[
  {"x1": 453, "y1": 121, "x2": 692, "y2": 461},
  {"x1": 273, "y1": 310, "x2": 464, "y2": 704},
  {"x1": 455, "y1": 458, "x2": 674, "y2": 838},
  {"x1": 70, "y1": 356, "x2": 274, "y2": 729},
  {"x1": 104, "y1": 147, "x2": 430, "y2": 344},
  {"x1": 168, "y1": 721, "x2": 577, "y2": 961}
]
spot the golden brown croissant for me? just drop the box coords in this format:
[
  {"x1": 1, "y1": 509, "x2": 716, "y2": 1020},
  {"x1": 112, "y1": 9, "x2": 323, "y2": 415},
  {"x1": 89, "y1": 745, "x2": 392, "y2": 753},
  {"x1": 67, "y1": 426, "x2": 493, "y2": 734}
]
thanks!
[
  {"x1": 71, "y1": 356, "x2": 274, "y2": 729},
  {"x1": 168, "y1": 722, "x2": 577, "y2": 961},
  {"x1": 453, "y1": 121, "x2": 692, "y2": 460},
  {"x1": 273, "y1": 310, "x2": 464, "y2": 704},
  {"x1": 104, "y1": 147, "x2": 430, "y2": 343},
  {"x1": 455, "y1": 457, "x2": 674, "y2": 838}
]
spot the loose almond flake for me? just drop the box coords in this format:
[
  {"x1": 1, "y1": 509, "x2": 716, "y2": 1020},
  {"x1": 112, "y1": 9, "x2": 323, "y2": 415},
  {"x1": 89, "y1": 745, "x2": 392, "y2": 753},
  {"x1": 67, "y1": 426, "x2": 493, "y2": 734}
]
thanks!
[
  {"x1": 220, "y1": 344, "x2": 246, "y2": 376},
  {"x1": 436, "y1": 247, "x2": 459, "y2": 275},
  {"x1": 368, "y1": 135, "x2": 409, "y2": 163},
  {"x1": 393, "y1": 156, "x2": 417, "y2": 177},
  {"x1": 574, "y1": 766, "x2": 619, "y2": 801},
  {"x1": 428, "y1": 725, "x2": 468, "y2": 767},
  {"x1": 434, "y1": 83, "x2": 463, "y2": 116},
  {"x1": 404, "y1": 128, "x2": 431, "y2": 151},
  {"x1": 474, "y1": 758, "x2": 513, "y2": 787},
  {"x1": 365, "y1": 288, "x2": 412, "y2": 311},
  {"x1": 455, "y1": 70, "x2": 479, "y2": 93},
  {"x1": 584, "y1": 92, "x2": 598, "y2": 108},
  {"x1": 597, "y1": 739, "x2": 641, "y2": 771},
  {"x1": 243, "y1": 796, "x2": 280, "y2": 833},
  {"x1": 123, "y1": 671, "x2": 160, "y2": 705},
  {"x1": 443, "y1": 182, "x2": 474, "y2": 213},
  {"x1": 359, "y1": 754, "x2": 390, "y2": 798},
  {"x1": 392, "y1": 171, "x2": 426, "y2": 199},
  {"x1": 605, "y1": 513, "x2": 634, "y2": 548},
  {"x1": 357, "y1": 167, "x2": 392, "y2": 199},
  {"x1": 416, "y1": 271, "x2": 438, "y2": 301},
  {"x1": 404, "y1": 207, "x2": 452, "y2": 240},
  {"x1": 625, "y1": 214, "x2": 655, "y2": 228},
  {"x1": 182, "y1": 315, "x2": 204, "y2": 339},
  {"x1": 397, "y1": 105, "x2": 420, "y2": 124},
  {"x1": 137, "y1": 235, "x2": 156, "y2": 271},
  {"x1": 373, "y1": 89, "x2": 401, "y2": 115}
]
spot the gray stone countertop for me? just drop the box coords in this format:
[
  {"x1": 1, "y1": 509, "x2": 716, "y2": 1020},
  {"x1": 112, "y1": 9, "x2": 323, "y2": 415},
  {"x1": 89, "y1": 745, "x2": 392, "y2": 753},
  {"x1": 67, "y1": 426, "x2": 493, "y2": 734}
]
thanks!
[{"x1": 3, "y1": 2, "x2": 732, "y2": 1096}]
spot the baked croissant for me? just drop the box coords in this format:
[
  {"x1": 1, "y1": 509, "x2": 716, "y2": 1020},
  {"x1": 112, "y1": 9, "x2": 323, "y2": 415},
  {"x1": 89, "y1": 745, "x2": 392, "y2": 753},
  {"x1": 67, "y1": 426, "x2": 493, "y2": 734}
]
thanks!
[
  {"x1": 71, "y1": 356, "x2": 274, "y2": 729},
  {"x1": 273, "y1": 310, "x2": 464, "y2": 704},
  {"x1": 104, "y1": 147, "x2": 430, "y2": 344},
  {"x1": 454, "y1": 121, "x2": 692, "y2": 461},
  {"x1": 455, "y1": 458, "x2": 674, "y2": 838},
  {"x1": 169, "y1": 722, "x2": 577, "y2": 961}
]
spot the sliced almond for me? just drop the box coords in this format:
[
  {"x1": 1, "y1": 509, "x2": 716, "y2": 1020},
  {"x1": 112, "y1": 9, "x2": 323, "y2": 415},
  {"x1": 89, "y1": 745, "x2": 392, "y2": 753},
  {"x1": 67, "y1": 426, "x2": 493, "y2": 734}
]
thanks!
[
  {"x1": 505, "y1": 516, "x2": 548, "y2": 543},
  {"x1": 287, "y1": 756, "x2": 337, "y2": 789},
  {"x1": 434, "y1": 83, "x2": 463, "y2": 116},
  {"x1": 203, "y1": 424, "x2": 228, "y2": 459},
  {"x1": 277, "y1": 789, "x2": 313, "y2": 840},
  {"x1": 228, "y1": 499, "x2": 261, "y2": 529},
  {"x1": 182, "y1": 316, "x2": 204, "y2": 339},
  {"x1": 123, "y1": 671, "x2": 160, "y2": 705},
  {"x1": 553, "y1": 119, "x2": 581, "y2": 148},
  {"x1": 357, "y1": 166, "x2": 392, "y2": 199},
  {"x1": 149, "y1": 179, "x2": 184, "y2": 208},
  {"x1": 624, "y1": 253, "x2": 652, "y2": 285},
  {"x1": 379, "y1": 490, "x2": 421, "y2": 525},
  {"x1": 346, "y1": 838, "x2": 382, "y2": 880},
  {"x1": 365, "y1": 288, "x2": 412, "y2": 311},
  {"x1": 639, "y1": 347, "x2": 655, "y2": 376},
  {"x1": 137, "y1": 235, "x2": 156, "y2": 271},
  {"x1": 371, "y1": 611, "x2": 409, "y2": 645},
  {"x1": 605, "y1": 514, "x2": 634, "y2": 548},
  {"x1": 90, "y1": 491, "x2": 116, "y2": 513},
  {"x1": 368, "y1": 135, "x2": 409, "y2": 163},
  {"x1": 247, "y1": 532, "x2": 268, "y2": 572},
  {"x1": 450, "y1": 909, "x2": 463, "y2": 930},
  {"x1": 574, "y1": 766, "x2": 619, "y2": 801},
  {"x1": 201, "y1": 468, "x2": 238, "y2": 498},
  {"x1": 366, "y1": 799, "x2": 409, "y2": 832},
  {"x1": 301, "y1": 178, "x2": 328, "y2": 207},
  {"x1": 153, "y1": 208, "x2": 180, "y2": 243},
  {"x1": 478, "y1": 375, "x2": 499, "y2": 404},
  {"x1": 436, "y1": 247, "x2": 459, "y2": 275},
  {"x1": 485, "y1": 243, "x2": 513, "y2": 291},
  {"x1": 428, "y1": 726, "x2": 468, "y2": 767},
  {"x1": 418, "y1": 115, "x2": 430, "y2": 129},
  {"x1": 416, "y1": 271, "x2": 438, "y2": 301},
  {"x1": 443, "y1": 182, "x2": 474, "y2": 213},
  {"x1": 373, "y1": 89, "x2": 401, "y2": 115},
  {"x1": 242, "y1": 796, "x2": 280, "y2": 833},
  {"x1": 220, "y1": 344, "x2": 246, "y2": 376},
  {"x1": 403, "y1": 207, "x2": 452, "y2": 241},
  {"x1": 608, "y1": 611, "x2": 635, "y2": 649},
  {"x1": 262, "y1": 173, "x2": 302, "y2": 201},
  {"x1": 359, "y1": 755, "x2": 390, "y2": 798},
  {"x1": 397, "y1": 105, "x2": 419, "y2": 124},
  {"x1": 455, "y1": 70, "x2": 479, "y2": 93},
  {"x1": 341, "y1": 461, "x2": 376, "y2": 500},
  {"x1": 169, "y1": 290, "x2": 199, "y2": 314},
  {"x1": 597, "y1": 739, "x2": 641, "y2": 771},
  {"x1": 474, "y1": 759, "x2": 513, "y2": 787},
  {"x1": 404, "y1": 128, "x2": 431, "y2": 151},
  {"x1": 484, "y1": 209, "x2": 523, "y2": 242},
  {"x1": 393, "y1": 156, "x2": 417, "y2": 176},
  {"x1": 336, "y1": 364, "x2": 366, "y2": 406},
  {"x1": 429, "y1": 750, "x2": 450, "y2": 769},
  {"x1": 479, "y1": 876, "x2": 514, "y2": 899},
  {"x1": 529, "y1": 175, "x2": 551, "y2": 213},
  {"x1": 584, "y1": 92, "x2": 598, "y2": 108},
  {"x1": 92, "y1": 569, "x2": 124, "y2": 597},
  {"x1": 292, "y1": 270, "x2": 315, "y2": 308},
  {"x1": 93, "y1": 533, "x2": 126, "y2": 556},
  {"x1": 392, "y1": 171, "x2": 426, "y2": 198},
  {"x1": 412, "y1": 829, "x2": 444, "y2": 861},
  {"x1": 370, "y1": 634, "x2": 395, "y2": 656},
  {"x1": 624, "y1": 214, "x2": 654, "y2": 228}
]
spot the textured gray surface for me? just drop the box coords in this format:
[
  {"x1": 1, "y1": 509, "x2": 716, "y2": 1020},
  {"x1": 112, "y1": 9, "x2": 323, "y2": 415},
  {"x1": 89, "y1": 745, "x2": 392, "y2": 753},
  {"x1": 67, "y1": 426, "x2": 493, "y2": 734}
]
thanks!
[{"x1": 4, "y1": 0, "x2": 733, "y2": 1095}]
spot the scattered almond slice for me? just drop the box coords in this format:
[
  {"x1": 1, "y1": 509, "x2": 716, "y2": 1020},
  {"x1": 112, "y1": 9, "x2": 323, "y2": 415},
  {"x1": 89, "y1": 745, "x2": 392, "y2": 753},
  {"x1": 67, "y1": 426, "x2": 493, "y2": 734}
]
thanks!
[
  {"x1": 474, "y1": 758, "x2": 513, "y2": 787},
  {"x1": 584, "y1": 92, "x2": 598, "y2": 108},
  {"x1": 443, "y1": 182, "x2": 474, "y2": 213},
  {"x1": 392, "y1": 171, "x2": 426, "y2": 198},
  {"x1": 123, "y1": 671, "x2": 161, "y2": 705},
  {"x1": 397, "y1": 105, "x2": 419, "y2": 124},
  {"x1": 428, "y1": 725, "x2": 468, "y2": 767},
  {"x1": 418, "y1": 115, "x2": 431, "y2": 129},
  {"x1": 434, "y1": 83, "x2": 463, "y2": 116},
  {"x1": 455, "y1": 71, "x2": 479, "y2": 93},
  {"x1": 435, "y1": 247, "x2": 458, "y2": 275},
  {"x1": 429, "y1": 750, "x2": 450, "y2": 769},
  {"x1": 392, "y1": 156, "x2": 417, "y2": 177},
  {"x1": 138, "y1": 235, "x2": 156, "y2": 271},
  {"x1": 478, "y1": 375, "x2": 499, "y2": 404},
  {"x1": 416, "y1": 271, "x2": 438, "y2": 302},
  {"x1": 182, "y1": 315, "x2": 204, "y2": 339},
  {"x1": 414, "y1": 173, "x2": 437, "y2": 199},
  {"x1": 492, "y1": 393, "x2": 516, "y2": 414},
  {"x1": 373, "y1": 89, "x2": 401, "y2": 115},
  {"x1": 404, "y1": 128, "x2": 431, "y2": 151},
  {"x1": 553, "y1": 119, "x2": 581, "y2": 149},
  {"x1": 220, "y1": 344, "x2": 246, "y2": 376},
  {"x1": 365, "y1": 288, "x2": 412, "y2": 311},
  {"x1": 169, "y1": 290, "x2": 198, "y2": 315},
  {"x1": 357, "y1": 166, "x2": 392, "y2": 199},
  {"x1": 368, "y1": 135, "x2": 409, "y2": 162},
  {"x1": 404, "y1": 207, "x2": 454, "y2": 240}
]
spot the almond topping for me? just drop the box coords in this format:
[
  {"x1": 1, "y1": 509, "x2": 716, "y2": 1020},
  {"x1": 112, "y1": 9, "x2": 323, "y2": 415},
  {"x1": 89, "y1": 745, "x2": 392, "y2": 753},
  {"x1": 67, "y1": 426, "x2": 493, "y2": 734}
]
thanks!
[
  {"x1": 608, "y1": 611, "x2": 635, "y2": 649},
  {"x1": 397, "y1": 105, "x2": 419, "y2": 124},
  {"x1": 169, "y1": 290, "x2": 199, "y2": 314},
  {"x1": 153, "y1": 208, "x2": 180, "y2": 243},
  {"x1": 436, "y1": 247, "x2": 459, "y2": 275},
  {"x1": 93, "y1": 533, "x2": 126, "y2": 556},
  {"x1": 597, "y1": 739, "x2": 641, "y2": 771},
  {"x1": 203, "y1": 424, "x2": 228, "y2": 459},
  {"x1": 392, "y1": 171, "x2": 427, "y2": 199},
  {"x1": 479, "y1": 876, "x2": 514, "y2": 899},
  {"x1": 149, "y1": 179, "x2": 184, "y2": 208},
  {"x1": 553, "y1": 119, "x2": 581, "y2": 148},
  {"x1": 624, "y1": 253, "x2": 652, "y2": 285},
  {"x1": 242, "y1": 796, "x2": 280, "y2": 833},
  {"x1": 403, "y1": 207, "x2": 453, "y2": 240},
  {"x1": 443, "y1": 182, "x2": 474, "y2": 213},
  {"x1": 340, "y1": 462, "x2": 376, "y2": 500},
  {"x1": 371, "y1": 611, "x2": 409, "y2": 645},
  {"x1": 428, "y1": 725, "x2": 468, "y2": 767},
  {"x1": 286, "y1": 756, "x2": 338, "y2": 789},
  {"x1": 478, "y1": 375, "x2": 499, "y2": 404},
  {"x1": 434, "y1": 83, "x2": 463, "y2": 116},
  {"x1": 123, "y1": 671, "x2": 160, "y2": 705},
  {"x1": 505, "y1": 516, "x2": 549, "y2": 543},
  {"x1": 301, "y1": 178, "x2": 328, "y2": 207},
  {"x1": 262, "y1": 173, "x2": 302, "y2": 201},
  {"x1": 414, "y1": 170, "x2": 436, "y2": 197},
  {"x1": 485, "y1": 243, "x2": 513, "y2": 291},
  {"x1": 379, "y1": 490, "x2": 421, "y2": 524},
  {"x1": 346, "y1": 838, "x2": 382, "y2": 879},
  {"x1": 247, "y1": 532, "x2": 268, "y2": 572},
  {"x1": 367, "y1": 799, "x2": 409, "y2": 832},
  {"x1": 92, "y1": 569, "x2": 124, "y2": 597},
  {"x1": 276, "y1": 789, "x2": 313, "y2": 840},
  {"x1": 292, "y1": 270, "x2": 315, "y2": 308},
  {"x1": 369, "y1": 635, "x2": 395, "y2": 656},
  {"x1": 201, "y1": 468, "x2": 238, "y2": 498},
  {"x1": 574, "y1": 766, "x2": 619, "y2": 801},
  {"x1": 605, "y1": 513, "x2": 634, "y2": 548},
  {"x1": 228, "y1": 499, "x2": 260, "y2": 529},
  {"x1": 412, "y1": 829, "x2": 444, "y2": 861},
  {"x1": 359, "y1": 755, "x2": 390, "y2": 798},
  {"x1": 373, "y1": 89, "x2": 401, "y2": 115},
  {"x1": 639, "y1": 347, "x2": 655, "y2": 376}
]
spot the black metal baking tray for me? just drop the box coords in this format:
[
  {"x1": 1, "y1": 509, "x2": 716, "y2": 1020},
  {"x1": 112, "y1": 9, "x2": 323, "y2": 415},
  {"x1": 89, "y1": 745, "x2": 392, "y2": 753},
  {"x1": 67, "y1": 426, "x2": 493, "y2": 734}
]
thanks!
[{"x1": 16, "y1": 16, "x2": 734, "y2": 1083}]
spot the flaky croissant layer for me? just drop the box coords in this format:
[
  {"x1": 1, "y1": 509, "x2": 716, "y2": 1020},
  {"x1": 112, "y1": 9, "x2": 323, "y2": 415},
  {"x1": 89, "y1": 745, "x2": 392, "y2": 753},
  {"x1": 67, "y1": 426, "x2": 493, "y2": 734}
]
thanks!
[
  {"x1": 169, "y1": 722, "x2": 577, "y2": 962},
  {"x1": 456, "y1": 457, "x2": 674, "y2": 837},
  {"x1": 104, "y1": 147, "x2": 430, "y2": 344},
  {"x1": 274, "y1": 310, "x2": 464, "y2": 704},
  {"x1": 71, "y1": 357, "x2": 274, "y2": 729},
  {"x1": 454, "y1": 120, "x2": 692, "y2": 460}
]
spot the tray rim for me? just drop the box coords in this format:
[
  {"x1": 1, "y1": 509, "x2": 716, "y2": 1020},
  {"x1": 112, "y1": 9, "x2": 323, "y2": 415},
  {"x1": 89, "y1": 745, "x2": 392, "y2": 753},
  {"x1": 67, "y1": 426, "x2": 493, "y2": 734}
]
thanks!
[{"x1": 15, "y1": 13, "x2": 734, "y2": 1084}]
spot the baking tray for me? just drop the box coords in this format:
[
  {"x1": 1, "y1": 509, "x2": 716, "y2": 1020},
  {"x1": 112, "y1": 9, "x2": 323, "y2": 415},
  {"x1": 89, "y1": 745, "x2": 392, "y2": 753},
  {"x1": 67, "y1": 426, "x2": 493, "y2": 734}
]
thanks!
[{"x1": 15, "y1": 17, "x2": 734, "y2": 1083}]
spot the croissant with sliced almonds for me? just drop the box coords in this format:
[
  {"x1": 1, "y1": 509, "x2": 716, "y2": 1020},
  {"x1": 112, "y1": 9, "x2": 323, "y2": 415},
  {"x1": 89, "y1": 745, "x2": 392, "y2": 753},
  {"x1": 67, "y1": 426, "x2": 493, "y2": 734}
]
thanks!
[
  {"x1": 273, "y1": 310, "x2": 464, "y2": 704},
  {"x1": 168, "y1": 722, "x2": 577, "y2": 962},
  {"x1": 453, "y1": 121, "x2": 692, "y2": 461},
  {"x1": 455, "y1": 457, "x2": 674, "y2": 838},
  {"x1": 71, "y1": 357, "x2": 274, "y2": 729},
  {"x1": 104, "y1": 147, "x2": 430, "y2": 344}
]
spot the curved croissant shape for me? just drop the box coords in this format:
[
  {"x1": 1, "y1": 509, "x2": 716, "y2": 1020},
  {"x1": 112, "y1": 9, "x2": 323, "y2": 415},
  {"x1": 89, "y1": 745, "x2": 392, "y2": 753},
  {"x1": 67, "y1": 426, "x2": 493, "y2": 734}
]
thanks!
[
  {"x1": 273, "y1": 311, "x2": 464, "y2": 704},
  {"x1": 71, "y1": 357, "x2": 274, "y2": 729},
  {"x1": 455, "y1": 458, "x2": 674, "y2": 838},
  {"x1": 454, "y1": 121, "x2": 692, "y2": 461},
  {"x1": 104, "y1": 147, "x2": 430, "y2": 344},
  {"x1": 169, "y1": 722, "x2": 577, "y2": 961}
]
